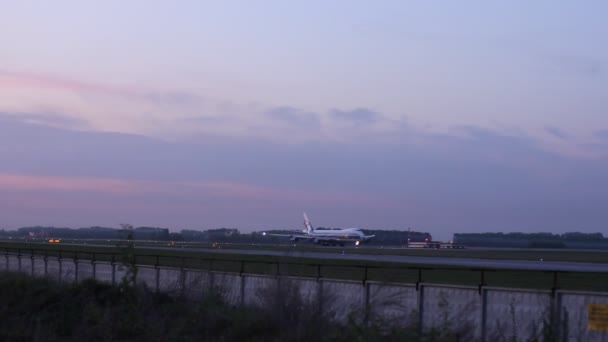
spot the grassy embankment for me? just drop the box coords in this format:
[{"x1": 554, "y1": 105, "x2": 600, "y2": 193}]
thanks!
[{"x1": 1, "y1": 240, "x2": 608, "y2": 292}]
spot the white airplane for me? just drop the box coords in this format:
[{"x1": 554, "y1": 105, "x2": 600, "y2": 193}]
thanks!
[{"x1": 270, "y1": 213, "x2": 375, "y2": 246}]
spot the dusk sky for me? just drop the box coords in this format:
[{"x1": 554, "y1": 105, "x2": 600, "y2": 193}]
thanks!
[{"x1": 1, "y1": 1, "x2": 607, "y2": 240}]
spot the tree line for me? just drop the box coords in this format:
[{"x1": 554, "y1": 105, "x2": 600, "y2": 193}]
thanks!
[
  {"x1": 454, "y1": 232, "x2": 608, "y2": 249},
  {"x1": 0, "y1": 226, "x2": 432, "y2": 246}
]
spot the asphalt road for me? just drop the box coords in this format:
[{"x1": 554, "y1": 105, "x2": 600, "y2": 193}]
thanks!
[
  {"x1": 173, "y1": 246, "x2": 608, "y2": 272},
  {"x1": 25, "y1": 241, "x2": 608, "y2": 273}
]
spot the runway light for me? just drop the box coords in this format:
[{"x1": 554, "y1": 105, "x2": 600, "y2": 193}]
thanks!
[{"x1": 355, "y1": 241, "x2": 360, "y2": 246}]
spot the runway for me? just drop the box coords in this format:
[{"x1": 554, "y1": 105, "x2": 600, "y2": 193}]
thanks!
[
  {"x1": 44, "y1": 241, "x2": 608, "y2": 273},
  {"x1": 173, "y1": 246, "x2": 608, "y2": 273}
]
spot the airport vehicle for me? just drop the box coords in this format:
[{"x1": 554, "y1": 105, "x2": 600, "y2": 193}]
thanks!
[
  {"x1": 406, "y1": 241, "x2": 441, "y2": 249},
  {"x1": 270, "y1": 213, "x2": 375, "y2": 246},
  {"x1": 405, "y1": 240, "x2": 465, "y2": 249}
]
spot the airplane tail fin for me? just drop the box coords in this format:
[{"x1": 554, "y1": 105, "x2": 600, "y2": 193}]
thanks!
[{"x1": 303, "y1": 212, "x2": 314, "y2": 234}]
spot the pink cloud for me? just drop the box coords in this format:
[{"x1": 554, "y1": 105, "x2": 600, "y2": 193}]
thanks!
[
  {"x1": 0, "y1": 69, "x2": 203, "y2": 105},
  {"x1": 0, "y1": 173, "x2": 138, "y2": 194},
  {"x1": 0, "y1": 173, "x2": 385, "y2": 207},
  {"x1": 0, "y1": 69, "x2": 136, "y2": 98}
]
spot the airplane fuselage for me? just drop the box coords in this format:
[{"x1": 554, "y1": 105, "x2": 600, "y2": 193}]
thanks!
[{"x1": 308, "y1": 228, "x2": 365, "y2": 240}]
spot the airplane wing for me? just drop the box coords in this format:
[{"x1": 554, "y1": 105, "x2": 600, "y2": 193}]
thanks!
[{"x1": 267, "y1": 233, "x2": 293, "y2": 237}]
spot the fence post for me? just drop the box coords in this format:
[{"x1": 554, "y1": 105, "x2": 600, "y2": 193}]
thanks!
[
  {"x1": 58, "y1": 251, "x2": 63, "y2": 283},
  {"x1": 111, "y1": 255, "x2": 116, "y2": 285},
  {"x1": 551, "y1": 271, "x2": 559, "y2": 297},
  {"x1": 481, "y1": 287, "x2": 487, "y2": 342},
  {"x1": 44, "y1": 251, "x2": 48, "y2": 276},
  {"x1": 208, "y1": 259, "x2": 215, "y2": 290},
  {"x1": 551, "y1": 272, "x2": 561, "y2": 340},
  {"x1": 478, "y1": 269, "x2": 486, "y2": 294},
  {"x1": 316, "y1": 264, "x2": 324, "y2": 325},
  {"x1": 30, "y1": 249, "x2": 35, "y2": 276},
  {"x1": 363, "y1": 266, "x2": 371, "y2": 326},
  {"x1": 17, "y1": 248, "x2": 21, "y2": 272},
  {"x1": 239, "y1": 260, "x2": 246, "y2": 306},
  {"x1": 478, "y1": 269, "x2": 488, "y2": 342},
  {"x1": 91, "y1": 253, "x2": 96, "y2": 280},
  {"x1": 417, "y1": 283, "x2": 425, "y2": 338},
  {"x1": 4, "y1": 248, "x2": 8, "y2": 270},
  {"x1": 155, "y1": 255, "x2": 160, "y2": 292},
  {"x1": 74, "y1": 252, "x2": 79, "y2": 282},
  {"x1": 180, "y1": 257, "x2": 186, "y2": 294}
]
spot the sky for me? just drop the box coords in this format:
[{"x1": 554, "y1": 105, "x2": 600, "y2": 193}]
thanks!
[{"x1": 1, "y1": 1, "x2": 607, "y2": 240}]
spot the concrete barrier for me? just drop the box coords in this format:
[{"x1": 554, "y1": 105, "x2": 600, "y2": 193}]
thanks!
[
  {"x1": 213, "y1": 272, "x2": 242, "y2": 305},
  {"x1": 95, "y1": 263, "x2": 114, "y2": 284},
  {"x1": 76, "y1": 261, "x2": 95, "y2": 281},
  {"x1": 560, "y1": 291, "x2": 608, "y2": 342},
  {"x1": 7, "y1": 254, "x2": 19, "y2": 271},
  {"x1": 45, "y1": 258, "x2": 62, "y2": 281},
  {"x1": 322, "y1": 279, "x2": 365, "y2": 322},
  {"x1": 182, "y1": 270, "x2": 210, "y2": 299},
  {"x1": 484, "y1": 288, "x2": 552, "y2": 342},
  {"x1": 295, "y1": 277, "x2": 320, "y2": 305},
  {"x1": 137, "y1": 266, "x2": 158, "y2": 289},
  {"x1": 421, "y1": 285, "x2": 481, "y2": 339},
  {"x1": 60, "y1": 259, "x2": 76, "y2": 282},
  {"x1": 367, "y1": 282, "x2": 417, "y2": 327},
  {"x1": 32, "y1": 256, "x2": 46, "y2": 277},
  {"x1": 243, "y1": 274, "x2": 277, "y2": 306}
]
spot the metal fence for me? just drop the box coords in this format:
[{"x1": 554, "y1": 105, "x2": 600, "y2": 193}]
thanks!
[
  {"x1": 2, "y1": 246, "x2": 608, "y2": 291},
  {"x1": 2, "y1": 247, "x2": 608, "y2": 341}
]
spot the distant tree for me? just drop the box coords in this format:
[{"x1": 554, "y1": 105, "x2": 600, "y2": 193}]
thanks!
[{"x1": 169, "y1": 232, "x2": 183, "y2": 241}]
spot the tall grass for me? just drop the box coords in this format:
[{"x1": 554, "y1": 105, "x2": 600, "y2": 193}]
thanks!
[
  {"x1": 0, "y1": 270, "x2": 580, "y2": 341},
  {"x1": 0, "y1": 271, "x2": 460, "y2": 341}
]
